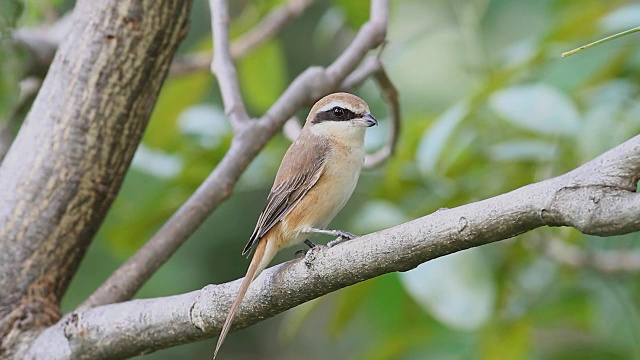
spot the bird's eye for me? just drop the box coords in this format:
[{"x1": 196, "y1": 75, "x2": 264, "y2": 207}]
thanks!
[{"x1": 332, "y1": 107, "x2": 345, "y2": 118}]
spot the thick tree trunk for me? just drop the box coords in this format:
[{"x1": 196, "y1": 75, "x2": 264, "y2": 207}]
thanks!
[{"x1": 0, "y1": 0, "x2": 193, "y2": 357}]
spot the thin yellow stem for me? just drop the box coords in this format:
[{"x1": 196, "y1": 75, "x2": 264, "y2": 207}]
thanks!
[{"x1": 562, "y1": 26, "x2": 640, "y2": 58}]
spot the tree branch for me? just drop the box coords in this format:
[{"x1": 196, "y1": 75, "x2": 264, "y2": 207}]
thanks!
[
  {"x1": 82, "y1": 0, "x2": 389, "y2": 309},
  {"x1": 338, "y1": 55, "x2": 400, "y2": 169},
  {"x1": 170, "y1": 0, "x2": 314, "y2": 76},
  {"x1": 0, "y1": 0, "x2": 194, "y2": 357},
  {"x1": 210, "y1": 0, "x2": 250, "y2": 129},
  {"x1": 15, "y1": 0, "x2": 315, "y2": 79},
  {"x1": 28, "y1": 134, "x2": 640, "y2": 360},
  {"x1": 363, "y1": 63, "x2": 399, "y2": 168},
  {"x1": 231, "y1": 0, "x2": 314, "y2": 61}
]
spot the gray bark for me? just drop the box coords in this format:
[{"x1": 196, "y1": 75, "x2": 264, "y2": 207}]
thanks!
[
  {"x1": 0, "y1": 0, "x2": 192, "y2": 357},
  {"x1": 26, "y1": 135, "x2": 640, "y2": 359}
]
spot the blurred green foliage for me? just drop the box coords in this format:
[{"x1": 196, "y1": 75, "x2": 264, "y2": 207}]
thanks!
[
  {"x1": 0, "y1": 0, "x2": 22, "y2": 121},
  {"x1": 3, "y1": 0, "x2": 640, "y2": 359}
]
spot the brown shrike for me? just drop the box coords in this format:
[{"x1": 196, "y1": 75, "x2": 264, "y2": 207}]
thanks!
[{"x1": 213, "y1": 92, "x2": 378, "y2": 358}]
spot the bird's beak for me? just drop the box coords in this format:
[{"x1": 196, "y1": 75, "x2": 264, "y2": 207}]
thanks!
[{"x1": 354, "y1": 113, "x2": 378, "y2": 127}]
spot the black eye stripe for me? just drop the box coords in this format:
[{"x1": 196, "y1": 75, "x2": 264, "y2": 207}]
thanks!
[{"x1": 312, "y1": 107, "x2": 358, "y2": 123}]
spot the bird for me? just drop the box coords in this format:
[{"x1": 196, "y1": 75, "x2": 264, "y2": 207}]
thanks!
[{"x1": 213, "y1": 92, "x2": 378, "y2": 358}]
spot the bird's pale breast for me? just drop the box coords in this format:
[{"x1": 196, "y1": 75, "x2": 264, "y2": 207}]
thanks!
[{"x1": 278, "y1": 141, "x2": 364, "y2": 248}]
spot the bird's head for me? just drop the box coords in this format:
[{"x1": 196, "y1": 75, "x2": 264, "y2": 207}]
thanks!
[{"x1": 305, "y1": 93, "x2": 378, "y2": 139}]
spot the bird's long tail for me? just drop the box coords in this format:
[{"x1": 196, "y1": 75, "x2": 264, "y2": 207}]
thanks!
[{"x1": 213, "y1": 238, "x2": 277, "y2": 359}]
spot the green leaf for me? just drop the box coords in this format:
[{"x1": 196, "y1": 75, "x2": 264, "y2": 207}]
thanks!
[
  {"x1": 331, "y1": 0, "x2": 369, "y2": 28},
  {"x1": 0, "y1": 0, "x2": 22, "y2": 29},
  {"x1": 145, "y1": 73, "x2": 210, "y2": 150},
  {"x1": 102, "y1": 170, "x2": 175, "y2": 254},
  {"x1": 356, "y1": 329, "x2": 425, "y2": 360},
  {"x1": 586, "y1": 276, "x2": 640, "y2": 354},
  {"x1": 399, "y1": 248, "x2": 496, "y2": 331},
  {"x1": 328, "y1": 281, "x2": 374, "y2": 337},
  {"x1": 480, "y1": 318, "x2": 530, "y2": 360},
  {"x1": 279, "y1": 299, "x2": 322, "y2": 342},
  {"x1": 237, "y1": 40, "x2": 286, "y2": 113},
  {"x1": 544, "y1": 346, "x2": 631, "y2": 360},
  {"x1": 178, "y1": 104, "x2": 231, "y2": 149},
  {"x1": 416, "y1": 103, "x2": 469, "y2": 175},
  {"x1": 577, "y1": 80, "x2": 639, "y2": 162},
  {"x1": 350, "y1": 200, "x2": 408, "y2": 234},
  {"x1": 602, "y1": 4, "x2": 640, "y2": 33},
  {"x1": 365, "y1": 274, "x2": 406, "y2": 333},
  {"x1": 489, "y1": 84, "x2": 580, "y2": 136},
  {"x1": 489, "y1": 139, "x2": 557, "y2": 162},
  {"x1": 0, "y1": 0, "x2": 23, "y2": 121}
]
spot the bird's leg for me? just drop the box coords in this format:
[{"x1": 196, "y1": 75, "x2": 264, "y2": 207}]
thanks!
[
  {"x1": 307, "y1": 228, "x2": 356, "y2": 239},
  {"x1": 307, "y1": 227, "x2": 357, "y2": 248},
  {"x1": 327, "y1": 237, "x2": 349, "y2": 248},
  {"x1": 295, "y1": 239, "x2": 318, "y2": 257}
]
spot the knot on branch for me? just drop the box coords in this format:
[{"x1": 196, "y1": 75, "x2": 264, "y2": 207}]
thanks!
[
  {"x1": 62, "y1": 312, "x2": 87, "y2": 340},
  {"x1": 303, "y1": 247, "x2": 321, "y2": 267},
  {"x1": 190, "y1": 286, "x2": 214, "y2": 333},
  {"x1": 449, "y1": 215, "x2": 477, "y2": 245},
  {"x1": 363, "y1": 20, "x2": 387, "y2": 46},
  {"x1": 547, "y1": 184, "x2": 640, "y2": 236}
]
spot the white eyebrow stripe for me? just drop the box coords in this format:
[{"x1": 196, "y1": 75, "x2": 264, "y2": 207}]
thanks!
[
  {"x1": 316, "y1": 101, "x2": 367, "y2": 116},
  {"x1": 316, "y1": 100, "x2": 350, "y2": 113}
]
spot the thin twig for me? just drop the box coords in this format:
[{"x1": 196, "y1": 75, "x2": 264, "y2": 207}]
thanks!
[
  {"x1": 341, "y1": 54, "x2": 401, "y2": 168},
  {"x1": 210, "y1": 0, "x2": 250, "y2": 129},
  {"x1": 340, "y1": 55, "x2": 381, "y2": 90},
  {"x1": 170, "y1": 0, "x2": 314, "y2": 77},
  {"x1": 12, "y1": 0, "x2": 311, "y2": 113},
  {"x1": 364, "y1": 60, "x2": 399, "y2": 168},
  {"x1": 562, "y1": 26, "x2": 640, "y2": 58},
  {"x1": 232, "y1": 0, "x2": 313, "y2": 58},
  {"x1": 81, "y1": 0, "x2": 389, "y2": 309},
  {"x1": 13, "y1": 1, "x2": 314, "y2": 79},
  {"x1": 169, "y1": 52, "x2": 213, "y2": 77}
]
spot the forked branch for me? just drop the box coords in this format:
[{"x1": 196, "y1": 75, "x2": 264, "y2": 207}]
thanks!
[{"x1": 82, "y1": 0, "x2": 390, "y2": 309}]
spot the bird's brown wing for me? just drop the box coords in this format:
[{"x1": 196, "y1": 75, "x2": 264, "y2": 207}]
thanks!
[{"x1": 242, "y1": 135, "x2": 328, "y2": 255}]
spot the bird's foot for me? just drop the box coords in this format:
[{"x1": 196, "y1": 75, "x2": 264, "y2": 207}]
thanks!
[
  {"x1": 306, "y1": 228, "x2": 357, "y2": 248},
  {"x1": 303, "y1": 245, "x2": 322, "y2": 267},
  {"x1": 295, "y1": 239, "x2": 318, "y2": 258},
  {"x1": 327, "y1": 231, "x2": 357, "y2": 248}
]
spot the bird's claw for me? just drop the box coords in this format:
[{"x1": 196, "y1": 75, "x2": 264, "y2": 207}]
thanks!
[
  {"x1": 335, "y1": 230, "x2": 356, "y2": 240},
  {"x1": 295, "y1": 239, "x2": 319, "y2": 258},
  {"x1": 327, "y1": 231, "x2": 356, "y2": 247},
  {"x1": 303, "y1": 246, "x2": 321, "y2": 266},
  {"x1": 327, "y1": 237, "x2": 345, "y2": 247}
]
